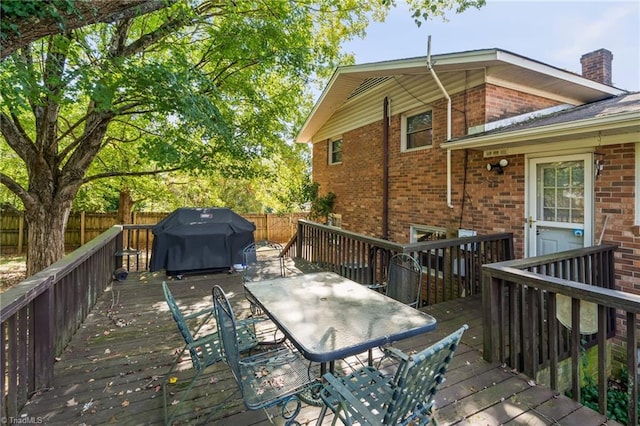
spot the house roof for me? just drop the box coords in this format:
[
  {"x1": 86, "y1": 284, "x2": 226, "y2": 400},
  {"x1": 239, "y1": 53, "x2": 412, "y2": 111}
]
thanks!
[
  {"x1": 296, "y1": 48, "x2": 626, "y2": 143},
  {"x1": 442, "y1": 92, "x2": 640, "y2": 150}
]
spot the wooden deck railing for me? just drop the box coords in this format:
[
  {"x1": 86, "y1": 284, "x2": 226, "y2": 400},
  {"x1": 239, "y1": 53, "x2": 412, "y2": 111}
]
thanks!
[
  {"x1": 0, "y1": 225, "x2": 136, "y2": 419},
  {"x1": 117, "y1": 224, "x2": 155, "y2": 271},
  {"x1": 286, "y1": 220, "x2": 514, "y2": 306},
  {"x1": 8, "y1": 221, "x2": 630, "y2": 420},
  {"x1": 2, "y1": 227, "x2": 113, "y2": 418},
  {"x1": 482, "y1": 244, "x2": 639, "y2": 422}
]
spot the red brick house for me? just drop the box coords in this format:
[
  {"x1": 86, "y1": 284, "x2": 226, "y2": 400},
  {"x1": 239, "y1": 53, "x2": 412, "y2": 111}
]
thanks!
[{"x1": 296, "y1": 48, "x2": 640, "y2": 294}]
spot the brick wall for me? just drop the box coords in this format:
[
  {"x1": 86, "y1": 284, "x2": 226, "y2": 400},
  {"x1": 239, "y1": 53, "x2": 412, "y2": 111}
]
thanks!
[
  {"x1": 594, "y1": 143, "x2": 638, "y2": 363},
  {"x1": 485, "y1": 84, "x2": 564, "y2": 122},
  {"x1": 311, "y1": 123, "x2": 385, "y2": 238},
  {"x1": 595, "y1": 144, "x2": 639, "y2": 293},
  {"x1": 310, "y1": 83, "x2": 630, "y2": 264}
]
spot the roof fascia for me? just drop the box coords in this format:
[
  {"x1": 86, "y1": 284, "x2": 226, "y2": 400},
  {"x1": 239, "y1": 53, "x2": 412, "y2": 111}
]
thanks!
[
  {"x1": 493, "y1": 50, "x2": 625, "y2": 96},
  {"x1": 442, "y1": 111, "x2": 640, "y2": 150}
]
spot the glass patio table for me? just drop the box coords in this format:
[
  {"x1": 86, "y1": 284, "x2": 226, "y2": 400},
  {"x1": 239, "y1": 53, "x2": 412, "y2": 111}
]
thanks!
[{"x1": 244, "y1": 271, "x2": 437, "y2": 372}]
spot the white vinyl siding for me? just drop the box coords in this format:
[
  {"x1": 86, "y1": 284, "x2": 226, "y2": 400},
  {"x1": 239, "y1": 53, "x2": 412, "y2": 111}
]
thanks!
[{"x1": 312, "y1": 70, "x2": 484, "y2": 143}]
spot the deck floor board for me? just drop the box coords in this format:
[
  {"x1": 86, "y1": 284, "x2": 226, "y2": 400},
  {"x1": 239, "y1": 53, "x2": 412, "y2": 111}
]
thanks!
[{"x1": 18, "y1": 267, "x2": 618, "y2": 425}]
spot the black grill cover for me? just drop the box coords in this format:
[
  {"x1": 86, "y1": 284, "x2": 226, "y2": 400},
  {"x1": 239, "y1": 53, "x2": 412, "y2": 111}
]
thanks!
[{"x1": 150, "y1": 208, "x2": 255, "y2": 275}]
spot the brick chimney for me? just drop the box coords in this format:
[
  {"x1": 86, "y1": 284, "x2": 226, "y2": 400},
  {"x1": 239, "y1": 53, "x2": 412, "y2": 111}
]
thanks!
[{"x1": 580, "y1": 48, "x2": 613, "y2": 85}]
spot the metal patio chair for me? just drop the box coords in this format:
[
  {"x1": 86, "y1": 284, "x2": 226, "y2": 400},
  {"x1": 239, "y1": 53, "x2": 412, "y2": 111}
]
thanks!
[
  {"x1": 316, "y1": 325, "x2": 468, "y2": 426},
  {"x1": 386, "y1": 253, "x2": 423, "y2": 308},
  {"x1": 161, "y1": 281, "x2": 259, "y2": 425},
  {"x1": 242, "y1": 240, "x2": 285, "y2": 316},
  {"x1": 242, "y1": 240, "x2": 286, "y2": 282},
  {"x1": 213, "y1": 285, "x2": 317, "y2": 425}
]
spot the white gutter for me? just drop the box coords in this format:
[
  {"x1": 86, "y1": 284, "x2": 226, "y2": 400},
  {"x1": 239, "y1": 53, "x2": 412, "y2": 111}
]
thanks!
[{"x1": 427, "y1": 36, "x2": 453, "y2": 209}]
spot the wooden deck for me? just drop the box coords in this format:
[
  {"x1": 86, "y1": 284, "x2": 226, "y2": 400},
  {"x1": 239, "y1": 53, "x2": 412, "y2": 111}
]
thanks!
[{"x1": 18, "y1": 266, "x2": 618, "y2": 425}]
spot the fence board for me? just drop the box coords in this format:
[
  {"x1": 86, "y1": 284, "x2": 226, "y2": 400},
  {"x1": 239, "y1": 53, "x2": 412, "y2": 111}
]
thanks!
[{"x1": 0, "y1": 211, "x2": 306, "y2": 254}]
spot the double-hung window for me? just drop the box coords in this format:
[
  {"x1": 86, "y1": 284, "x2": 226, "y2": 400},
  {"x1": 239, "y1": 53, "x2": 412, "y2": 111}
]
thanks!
[
  {"x1": 402, "y1": 110, "x2": 433, "y2": 151},
  {"x1": 329, "y1": 138, "x2": 342, "y2": 165}
]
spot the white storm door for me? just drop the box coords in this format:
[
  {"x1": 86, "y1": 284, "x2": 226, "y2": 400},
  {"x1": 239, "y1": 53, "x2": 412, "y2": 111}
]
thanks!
[{"x1": 527, "y1": 154, "x2": 593, "y2": 256}]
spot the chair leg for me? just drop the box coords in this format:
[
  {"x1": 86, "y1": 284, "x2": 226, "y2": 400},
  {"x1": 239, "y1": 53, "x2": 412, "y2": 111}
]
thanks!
[
  {"x1": 164, "y1": 366, "x2": 236, "y2": 425},
  {"x1": 163, "y1": 343, "x2": 190, "y2": 425},
  {"x1": 316, "y1": 404, "x2": 328, "y2": 426},
  {"x1": 163, "y1": 367, "x2": 204, "y2": 425}
]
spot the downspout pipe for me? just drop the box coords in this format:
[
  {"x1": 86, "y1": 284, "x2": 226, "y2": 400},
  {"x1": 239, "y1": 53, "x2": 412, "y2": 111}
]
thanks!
[
  {"x1": 382, "y1": 96, "x2": 389, "y2": 239},
  {"x1": 426, "y1": 36, "x2": 454, "y2": 209}
]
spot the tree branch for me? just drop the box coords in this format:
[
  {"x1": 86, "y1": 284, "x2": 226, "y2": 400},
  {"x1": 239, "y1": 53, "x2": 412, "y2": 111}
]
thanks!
[
  {"x1": 0, "y1": 112, "x2": 36, "y2": 163},
  {"x1": 1, "y1": 1, "x2": 173, "y2": 58},
  {"x1": 83, "y1": 166, "x2": 183, "y2": 183},
  {"x1": 120, "y1": 1, "x2": 231, "y2": 57},
  {"x1": 0, "y1": 172, "x2": 34, "y2": 210}
]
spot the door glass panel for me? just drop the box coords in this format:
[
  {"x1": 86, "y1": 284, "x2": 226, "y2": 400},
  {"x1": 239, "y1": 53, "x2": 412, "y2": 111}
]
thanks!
[{"x1": 537, "y1": 161, "x2": 584, "y2": 224}]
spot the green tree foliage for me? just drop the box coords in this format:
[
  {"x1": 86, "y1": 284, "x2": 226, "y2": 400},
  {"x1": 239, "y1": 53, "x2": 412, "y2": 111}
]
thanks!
[
  {"x1": 383, "y1": 0, "x2": 485, "y2": 25},
  {"x1": 0, "y1": 0, "x2": 484, "y2": 275}
]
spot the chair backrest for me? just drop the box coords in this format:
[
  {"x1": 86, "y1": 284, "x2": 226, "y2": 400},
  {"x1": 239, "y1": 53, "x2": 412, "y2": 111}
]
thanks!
[
  {"x1": 242, "y1": 241, "x2": 283, "y2": 265},
  {"x1": 162, "y1": 281, "x2": 201, "y2": 367},
  {"x1": 212, "y1": 285, "x2": 242, "y2": 385},
  {"x1": 242, "y1": 241, "x2": 285, "y2": 282},
  {"x1": 385, "y1": 325, "x2": 468, "y2": 424},
  {"x1": 386, "y1": 253, "x2": 422, "y2": 307}
]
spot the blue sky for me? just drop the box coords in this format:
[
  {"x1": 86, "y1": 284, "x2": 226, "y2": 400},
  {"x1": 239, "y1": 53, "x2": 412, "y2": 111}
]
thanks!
[{"x1": 342, "y1": 0, "x2": 639, "y2": 92}]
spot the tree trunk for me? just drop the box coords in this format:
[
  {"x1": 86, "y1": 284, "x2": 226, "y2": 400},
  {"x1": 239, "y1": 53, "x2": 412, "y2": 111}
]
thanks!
[
  {"x1": 25, "y1": 201, "x2": 71, "y2": 276},
  {"x1": 117, "y1": 189, "x2": 134, "y2": 250},
  {"x1": 117, "y1": 189, "x2": 133, "y2": 225}
]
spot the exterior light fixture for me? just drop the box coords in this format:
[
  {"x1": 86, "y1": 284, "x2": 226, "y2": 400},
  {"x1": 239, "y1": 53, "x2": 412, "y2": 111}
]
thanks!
[{"x1": 486, "y1": 159, "x2": 509, "y2": 174}]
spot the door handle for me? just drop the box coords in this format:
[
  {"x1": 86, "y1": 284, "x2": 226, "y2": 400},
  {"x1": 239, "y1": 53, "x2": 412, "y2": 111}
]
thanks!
[{"x1": 528, "y1": 216, "x2": 536, "y2": 228}]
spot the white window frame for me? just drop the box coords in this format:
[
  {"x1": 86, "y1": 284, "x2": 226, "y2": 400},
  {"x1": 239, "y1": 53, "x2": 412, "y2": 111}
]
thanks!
[
  {"x1": 409, "y1": 224, "x2": 446, "y2": 243},
  {"x1": 401, "y1": 108, "x2": 433, "y2": 152},
  {"x1": 329, "y1": 138, "x2": 343, "y2": 165}
]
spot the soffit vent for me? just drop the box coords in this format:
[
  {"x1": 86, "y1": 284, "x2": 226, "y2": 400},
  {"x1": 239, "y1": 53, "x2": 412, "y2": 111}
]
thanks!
[{"x1": 346, "y1": 77, "x2": 392, "y2": 100}]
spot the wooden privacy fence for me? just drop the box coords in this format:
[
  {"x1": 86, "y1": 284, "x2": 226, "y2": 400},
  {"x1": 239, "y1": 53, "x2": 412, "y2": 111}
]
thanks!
[{"x1": 0, "y1": 211, "x2": 306, "y2": 254}]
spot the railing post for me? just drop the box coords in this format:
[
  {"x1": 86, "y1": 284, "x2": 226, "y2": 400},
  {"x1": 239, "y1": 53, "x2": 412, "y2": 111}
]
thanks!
[
  {"x1": 296, "y1": 221, "x2": 303, "y2": 260},
  {"x1": 482, "y1": 269, "x2": 501, "y2": 363},
  {"x1": 505, "y1": 235, "x2": 515, "y2": 259},
  {"x1": 627, "y1": 312, "x2": 638, "y2": 424},
  {"x1": 33, "y1": 284, "x2": 54, "y2": 388},
  {"x1": 80, "y1": 211, "x2": 86, "y2": 246},
  {"x1": 115, "y1": 226, "x2": 124, "y2": 269}
]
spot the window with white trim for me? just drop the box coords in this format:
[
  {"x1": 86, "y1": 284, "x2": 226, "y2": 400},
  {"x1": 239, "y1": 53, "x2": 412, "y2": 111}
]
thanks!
[
  {"x1": 402, "y1": 110, "x2": 433, "y2": 151},
  {"x1": 410, "y1": 224, "x2": 446, "y2": 243},
  {"x1": 329, "y1": 138, "x2": 342, "y2": 165}
]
